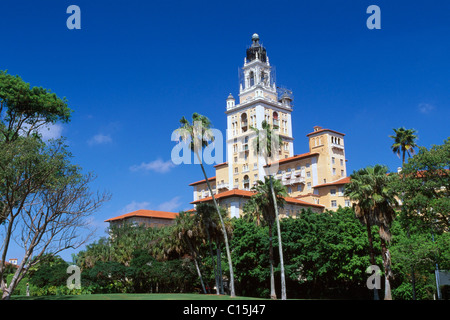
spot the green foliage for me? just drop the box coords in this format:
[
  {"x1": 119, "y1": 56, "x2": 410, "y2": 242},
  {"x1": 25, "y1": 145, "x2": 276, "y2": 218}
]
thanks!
[
  {"x1": 232, "y1": 208, "x2": 381, "y2": 299},
  {"x1": 28, "y1": 255, "x2": 69, "y2": 288},
  {"x1": 281, "y1": 208, "x2": 378, "y2": 299},
  {"x1": 230, "y1": 218, "x2": 271, "y2": 298},
  {"x1": 0, "y1": 70, "x2": 72, "y2": 142},
  {"x1": 393, "y1": 137, "x2": 450, "y2": 230}
]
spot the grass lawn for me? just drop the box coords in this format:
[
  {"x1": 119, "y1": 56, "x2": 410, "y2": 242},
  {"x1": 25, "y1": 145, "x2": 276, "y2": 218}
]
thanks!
[{"x1": 12, "y1": 293, "x2": 266, "y2": 300}]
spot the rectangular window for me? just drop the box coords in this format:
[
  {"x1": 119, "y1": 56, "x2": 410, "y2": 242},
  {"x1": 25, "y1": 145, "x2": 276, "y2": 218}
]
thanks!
[
  {"x1": 340, "y1": 159, "x2": 344, "y2": 166},
  {"x1": 234, "y1": 167, "x2": 238, "y2": 173},
  {"x1": 306, "y1": 163, "x2": 310, "y2": 168},
  {"x1": 341, "y1": 170, "x2": 344, "y2": 176},
  {"x1": 288, "y1": 187, "x2": 292, "y2": 193},
  {"x1": 297, "y1": 185, "x2": 303, "y2": 192},
  {"x1": 332, "y1": 157, "x2": 335, "y2": 164},
  {"x1": 330, "y1": 189, "x2": 336, "y2": 196},
  {"x1": 307, "y1": 182, "x2": 312, "y2": 190},
  {"x1": 307, "y1": 171, "x2": 311, "y2": 178},
  {"x1": 332, "y1": 168, "x2": 336, "y2": 176},
  {"x1": 331, "y1": 200, "x2": 337, "y2": 208},
  {"x1": 345, "y1": 200, "x2": 351, "y2": 207}
]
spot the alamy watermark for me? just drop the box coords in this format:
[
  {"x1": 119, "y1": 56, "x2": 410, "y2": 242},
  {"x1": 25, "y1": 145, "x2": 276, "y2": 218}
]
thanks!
[
  {"x1": 66, "y1": 265, "x2": 81, "y2": 290},
  {"x1": 366, "y1": 265, "x2": 382, "y2": 290}
]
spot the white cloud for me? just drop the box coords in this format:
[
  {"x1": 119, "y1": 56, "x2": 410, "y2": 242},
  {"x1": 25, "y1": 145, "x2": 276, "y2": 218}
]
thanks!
[
  {"x1": 120, "y1": 201, "x2": 151, "y2": 214},
  {"x1": 157, "y1": 196, "x2": 182, "y2": 212},
  {"x1": 88, "y1": 133, "x2": 112, "y2": 146},
  {"x1": 119, "y1": 197, "x2": 182, "y2": 214},
  {"x1": 130, "y1": 158, "x2": 175, "y2": 174},
  {"x1": 418, "y1": 103, "x2": 435, "y2": 114}
]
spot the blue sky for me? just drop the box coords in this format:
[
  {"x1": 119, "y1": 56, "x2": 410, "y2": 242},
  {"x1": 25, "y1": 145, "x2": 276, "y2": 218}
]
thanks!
[{"x1": 1, "y1": 0, "x2": 449, "y2": 261}]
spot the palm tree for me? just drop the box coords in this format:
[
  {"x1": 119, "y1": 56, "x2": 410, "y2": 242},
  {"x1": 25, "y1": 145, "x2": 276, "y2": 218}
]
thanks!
[
  {"x1": 176, "y1": 113, "x2": 235, "y2": 297},
  {"x1": 345, "y1": 165, "x2": 398, "y2": 300},
  {"x1": 389, "y1": 127, "x2": 418, "y2": 299},
  {"x1": 344, "y1": 167, "x2": 380, "y2": 300},
  {"x1": 171, "y1": 211, "x2": 207, "y2": 294},
  {"x1": 389, "y1": 127, "x2": 418, "y2": 165},
  {"x1": 246, "y1": 176, "x2": 287, "y2": 300},
  {"x1": 196, "y1": 202, "x2": 221, "y2": 295},
  {"x1": 250, "y1": 120, "x2": 287, "y2": 300}
]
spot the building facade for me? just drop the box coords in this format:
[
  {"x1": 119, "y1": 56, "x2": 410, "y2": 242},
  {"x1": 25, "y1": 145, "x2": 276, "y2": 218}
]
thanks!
[{"x1": 190, "y1": 34, "x2": 352, "y2": 215}]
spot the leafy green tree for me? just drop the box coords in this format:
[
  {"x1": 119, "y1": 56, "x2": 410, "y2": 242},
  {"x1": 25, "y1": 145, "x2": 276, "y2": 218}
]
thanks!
[
  {"x1": 394, "y1": 138, "x2": 450, "y2": 231},
  {"x1": 0, "y1": 139, "x2": 109, "y2": 300},
  {"x1": 176, "y1": 113, "x2": 235, "y2": 297},
  {"x1": 230, "y1": 218, "x2": 271, "y2": 298},
  {"x1": 281, "y1": 208, "x2": 378, "y2": 299},
  {"x1": 0, "y1": 70, "x2": 72, "y2": 143},
  {"x1": 27, "y1": 255, "x2": 69, "y2": 288}
]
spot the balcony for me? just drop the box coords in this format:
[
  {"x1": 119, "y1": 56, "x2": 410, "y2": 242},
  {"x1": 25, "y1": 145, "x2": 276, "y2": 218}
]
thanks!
[
  {"x1": 240, "y1": 144, "x2": 249, "y2": 152},
  {"x1": 217, "y1": 182, "x2": 229, "y2": 190},
  {"x1": 281, "y1": 176, "x2": 305, "y2": 186},
  {"x1": 282, "y1": 172, "x2": 292, "y2": 180}
]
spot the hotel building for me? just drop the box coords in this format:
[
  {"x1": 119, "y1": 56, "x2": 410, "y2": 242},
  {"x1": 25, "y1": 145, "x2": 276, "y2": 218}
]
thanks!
[{"x1": 190, "y1": 34, "x2": 352, "y2": 217}]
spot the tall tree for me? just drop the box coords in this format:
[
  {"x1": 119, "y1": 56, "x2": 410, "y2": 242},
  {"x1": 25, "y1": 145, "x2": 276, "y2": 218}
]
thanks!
[
  {"x1": 345, "y1": 165, "x2": 398, "y2": 300},
  {"x1": 250, "y1": 120, "x2": 287, "y2": 300},
  {"x1": 389, "y1": 127, "x2": 418, "y2": 165},
  {"x1": 0, "y1": 139, "x2": 109, "y2": 299},
  {"x1": 345, "y1": 168, "x2": 380, "y2": 300},
  {"x1": 389, "y1": 126, "x2": 419, "y2": 299},
  {"x1": 246, "y1": 177, "x2": 287, "y2": 300},
  {"x1": 176, "y1": 113, "x2": 235, "y2": 297},
  {"x1": 196, "y1": 202, "x2": 221, "y2": 295}
]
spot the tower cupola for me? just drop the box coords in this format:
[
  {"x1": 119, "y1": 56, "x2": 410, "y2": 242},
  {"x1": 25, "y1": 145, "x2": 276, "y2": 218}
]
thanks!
[{"x1": 246, "y1": 33, "x2": 267, "y2": 63}]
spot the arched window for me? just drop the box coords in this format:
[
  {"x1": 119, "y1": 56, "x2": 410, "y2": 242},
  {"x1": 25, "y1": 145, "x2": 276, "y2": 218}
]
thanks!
[
  {"x1": 249, "y1": 71, "x2": 255, "y2": 87},
  {"x1": 241, "y1": 113, "x2": 248, "y2": 132},
  {"x1": 243, "y1": 175, "x2": 250, "y2": 190}
]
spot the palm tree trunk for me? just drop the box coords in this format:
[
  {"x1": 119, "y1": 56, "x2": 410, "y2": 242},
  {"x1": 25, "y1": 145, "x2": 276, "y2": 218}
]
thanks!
[
  {"x1": 380, "y1": 238, "x2": 393, "y2": 300},
  {"x1": 268, "y1": 223, "x2": 277, "y2": 300},
  {"x1": 217, "y1": 240, "x2": 224, "y2": 294},
  {"x1": 195, "y1": 152, "x2": 236, "y2": 297},
  {"x1": 206, "y1": 228, "x2": 220, "y2": 295},
  {"x1": 186, "y1": 237, "x2": 207, "y2": 294},
  {"x1": 401, "y1": 154, "x2": 416, "y2": 300},
  {"x1": 270, "y1": 175, "x2": 286, "y2": 300},
  {"x1": 366, "y1": 224, "x2": 380, "y2": 300}
]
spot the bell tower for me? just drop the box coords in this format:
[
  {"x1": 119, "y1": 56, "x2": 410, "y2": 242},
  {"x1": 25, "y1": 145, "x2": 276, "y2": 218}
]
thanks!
[{"x1": 225, "y1": 34, "x2": 295, "y2": 190}]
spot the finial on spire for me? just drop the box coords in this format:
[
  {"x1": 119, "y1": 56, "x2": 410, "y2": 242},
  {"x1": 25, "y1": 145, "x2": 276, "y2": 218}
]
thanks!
[{"x1": 251, "y1": 33, "x2": 260, "y2": 47}]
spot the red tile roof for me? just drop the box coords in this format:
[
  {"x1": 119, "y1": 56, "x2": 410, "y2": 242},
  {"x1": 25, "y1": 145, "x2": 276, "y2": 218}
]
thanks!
[
  {"x1": 214, "y1": 162, "x2": 228, "y2": 168},
  {"x1": 314, "y1": 176, "x2": 351, "y2": 188},
  {"x1": 306, "y1": 128, "x2": 345, "y2": 137},
  {"x1": 189, "y1": 176, "x2": 216, "y2": 186},
  {"x1": 265, "y1": 152, "x2": 319, "y2": 167},
  {"x1": 191, "y1": 189, "x2": 254, "y2": 204},
  {"x1": 105, "y1": 210, "x2": 179, "y2": 223},
  {"x1": 191, "y1": 189, "x2": 324, "y2": 208}
]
